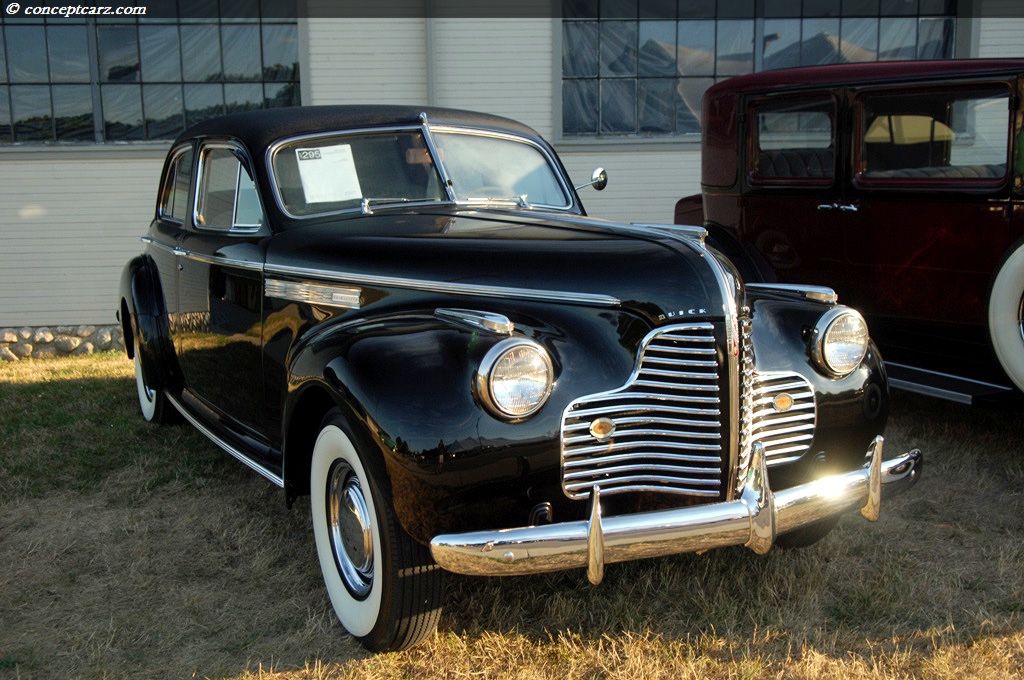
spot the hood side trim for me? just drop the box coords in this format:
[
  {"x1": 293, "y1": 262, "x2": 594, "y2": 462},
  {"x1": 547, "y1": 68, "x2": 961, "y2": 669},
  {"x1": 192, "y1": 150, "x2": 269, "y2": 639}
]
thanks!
[{"x1": 264, "y1": 263, "x2": 621, "y2": 307}]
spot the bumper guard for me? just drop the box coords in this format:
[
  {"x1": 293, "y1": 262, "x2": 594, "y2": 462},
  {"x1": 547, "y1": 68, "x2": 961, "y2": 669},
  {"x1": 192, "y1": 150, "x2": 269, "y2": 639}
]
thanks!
[{"x1": 430, "y1": 436, "x2": 922, "y2": 584}]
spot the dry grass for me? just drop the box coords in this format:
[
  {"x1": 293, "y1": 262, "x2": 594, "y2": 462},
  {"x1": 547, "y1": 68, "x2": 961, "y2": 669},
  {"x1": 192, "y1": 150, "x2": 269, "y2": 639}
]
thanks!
[{"x1": 2, "y1": 354, "x2": 1024, "y2": 679}]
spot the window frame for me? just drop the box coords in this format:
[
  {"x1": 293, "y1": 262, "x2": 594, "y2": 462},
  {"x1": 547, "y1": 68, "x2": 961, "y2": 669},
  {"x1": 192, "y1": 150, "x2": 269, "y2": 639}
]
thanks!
[
  {"x1": 746, "y1": 93, "x2": 838, "y2": 188},
  {"x1": 157, "y1": 142, "x2": 195, "y2": 224},
  {"x1": 193, "y1": 141, "x2": 264, "y2": 234}
]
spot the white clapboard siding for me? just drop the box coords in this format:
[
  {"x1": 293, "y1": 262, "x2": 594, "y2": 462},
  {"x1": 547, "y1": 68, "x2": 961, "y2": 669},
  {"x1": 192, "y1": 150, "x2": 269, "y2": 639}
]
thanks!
[
  {"x1": 429, "y1": 19, "x2": 555, "y2": 136},
  {"x1": 0, "y1": 151, "x2": 165, "y2": 327},
  {"x1": 976, "y1": 11, "x2": 1024, "y2": 58},
  {"x1": 305, "y1": 17, "x2": 429, "y2": 104},
  {"x1": 557, "y1": 148, "x2": 704, "y2": 225}
]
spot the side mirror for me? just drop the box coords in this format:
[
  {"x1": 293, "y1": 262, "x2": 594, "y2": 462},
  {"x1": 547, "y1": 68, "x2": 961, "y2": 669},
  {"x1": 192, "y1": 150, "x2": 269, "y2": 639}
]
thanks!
[{"x1": 575, "y1": 167, "x2": 608, "y2": 192}]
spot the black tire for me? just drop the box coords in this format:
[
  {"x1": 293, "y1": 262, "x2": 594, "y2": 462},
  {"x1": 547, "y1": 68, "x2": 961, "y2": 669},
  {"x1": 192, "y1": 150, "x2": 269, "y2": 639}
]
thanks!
[
  {"x1": 133, "y1": 349, "x2": 178, "y2": 424},
  {"x1": 988, "y1": 240, "x2": 1024, "y2": 392},
  {"x1": 774, "y1": 515, "x2": 840, "y2": 549},
  {"x1": 309, "y1": 411, "x2": 443, "y2": 652}
]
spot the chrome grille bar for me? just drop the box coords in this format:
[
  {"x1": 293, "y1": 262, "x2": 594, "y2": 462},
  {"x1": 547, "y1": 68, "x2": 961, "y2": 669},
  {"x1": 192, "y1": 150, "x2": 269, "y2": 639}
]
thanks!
[
  {"x1": 560, "y1": 323, "x2": 725, "y2": 500},
  {"x1": 750, "y1": 371, "x2": 817, "y2": 465}
]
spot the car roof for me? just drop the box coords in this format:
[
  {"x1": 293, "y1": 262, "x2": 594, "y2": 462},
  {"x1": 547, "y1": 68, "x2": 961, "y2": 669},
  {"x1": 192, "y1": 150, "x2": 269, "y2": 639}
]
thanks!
[
  {"x1": 175, "y1": 104, "x2": 543, "y2": 151},
  {"x1": 706, "y1": 58, "x2": 1024, "y2": 99}
]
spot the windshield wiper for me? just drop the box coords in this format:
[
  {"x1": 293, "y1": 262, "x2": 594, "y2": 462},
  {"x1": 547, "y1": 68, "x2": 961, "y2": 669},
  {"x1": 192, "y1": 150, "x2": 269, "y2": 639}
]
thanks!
[
  {"x1": 360, "y1": 197, "x2": 448, "y2": 215},
  {"x1": 459, "y1": 194, "x2": 533, "y2": 209}
]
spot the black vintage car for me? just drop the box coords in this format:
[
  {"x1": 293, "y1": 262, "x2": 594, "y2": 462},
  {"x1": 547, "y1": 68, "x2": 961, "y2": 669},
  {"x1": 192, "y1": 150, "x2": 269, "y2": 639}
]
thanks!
[{"x1": 118, "y1": 105, "x2": 921, "y2": 652}]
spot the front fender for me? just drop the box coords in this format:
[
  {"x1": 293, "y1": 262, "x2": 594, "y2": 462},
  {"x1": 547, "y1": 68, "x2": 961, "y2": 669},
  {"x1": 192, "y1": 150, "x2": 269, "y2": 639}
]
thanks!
[
  {"x1": 283, "y1": 306, "x2": 649, "y2": 543},
  {"x1": 748, "y1": 294, "x2": 889, "y2": 485}
]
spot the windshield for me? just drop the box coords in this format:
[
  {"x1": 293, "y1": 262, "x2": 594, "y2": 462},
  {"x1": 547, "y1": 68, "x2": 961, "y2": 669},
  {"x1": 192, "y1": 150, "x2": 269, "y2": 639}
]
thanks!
[
  {"x1": 432, "y1": 130, "x2": 571, "y2": 208},
  {"x1": 270, "y1": 127, "x2": 572, "y2": 218}
]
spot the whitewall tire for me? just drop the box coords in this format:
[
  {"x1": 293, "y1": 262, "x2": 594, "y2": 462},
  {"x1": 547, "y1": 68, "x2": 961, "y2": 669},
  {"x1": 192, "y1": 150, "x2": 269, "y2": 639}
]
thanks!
[
  {"x1": 310, "y1": 412, "x2": 442, "y2": 652},
  {"x1": 989, "y1": 243, "x2": 1024, "y2": 392},
  {"x1": 134, "y1": 349, "x2": 176, "y2": 424}
]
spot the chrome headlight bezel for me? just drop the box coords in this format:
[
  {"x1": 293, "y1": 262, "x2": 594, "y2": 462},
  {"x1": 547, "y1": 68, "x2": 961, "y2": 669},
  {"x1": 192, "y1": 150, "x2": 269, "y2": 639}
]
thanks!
[
  {"x1": 811, "y1": 307, "x2": 869, "y2": 377},
  {"x1": 477, "y1": 337, "x2": 554, "y2": 419}
]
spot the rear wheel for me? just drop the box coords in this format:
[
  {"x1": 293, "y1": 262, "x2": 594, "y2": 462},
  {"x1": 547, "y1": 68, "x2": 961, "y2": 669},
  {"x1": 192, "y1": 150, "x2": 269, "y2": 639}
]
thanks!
[
  {"x1": 989, "y1": 242, "x2": 1024, "y2": 392},
  {"x1": 310, "y1": 411, "x2": 443, "y2": 652},
  {"x1": 133, "y1": 350, "x2": 176, "y2": 424}
]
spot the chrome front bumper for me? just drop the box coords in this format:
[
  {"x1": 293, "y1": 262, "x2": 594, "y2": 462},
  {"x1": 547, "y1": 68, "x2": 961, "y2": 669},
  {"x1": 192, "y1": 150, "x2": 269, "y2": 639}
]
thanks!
[{"x1": 430, "y1": 437, "x2": 922, "y2": 584}]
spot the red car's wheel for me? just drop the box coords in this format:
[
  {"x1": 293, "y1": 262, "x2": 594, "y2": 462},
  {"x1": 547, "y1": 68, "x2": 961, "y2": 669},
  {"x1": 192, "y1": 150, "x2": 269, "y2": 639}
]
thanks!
[{"x1": 989, "y1": 242, "x2": 1024, "y2": 392}]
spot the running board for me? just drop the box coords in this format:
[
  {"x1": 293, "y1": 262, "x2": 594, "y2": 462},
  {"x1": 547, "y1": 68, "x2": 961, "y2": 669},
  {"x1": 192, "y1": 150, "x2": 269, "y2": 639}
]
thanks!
[{"x1": 886, "y1": 362, "x2": 1015, "y2": 405}]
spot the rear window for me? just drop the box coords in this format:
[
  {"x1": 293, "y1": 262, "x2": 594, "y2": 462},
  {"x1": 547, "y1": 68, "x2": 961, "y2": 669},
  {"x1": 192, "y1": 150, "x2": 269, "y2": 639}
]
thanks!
[
  {"x1": 749, "y1": 96, "x2": 835, "y2": 185},
  {"x1": 856, "y1": 84, "x2": 1010, "y2": 188}
]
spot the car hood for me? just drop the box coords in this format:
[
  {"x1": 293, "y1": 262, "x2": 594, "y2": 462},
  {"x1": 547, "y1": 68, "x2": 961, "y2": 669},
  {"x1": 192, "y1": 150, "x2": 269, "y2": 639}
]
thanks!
[{"x1": 265, "y1": 210, "x2": 728, "y2": 323}]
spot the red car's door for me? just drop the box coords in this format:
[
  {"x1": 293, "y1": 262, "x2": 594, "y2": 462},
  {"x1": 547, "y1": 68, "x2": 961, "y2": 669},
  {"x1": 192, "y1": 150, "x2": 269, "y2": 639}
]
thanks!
[
  {"x1": 842, "y1": 82, "x2": 1015, "y2": 366},
  {"x1": 738, "y1": 93, "x2": 856, "y2": 291}
]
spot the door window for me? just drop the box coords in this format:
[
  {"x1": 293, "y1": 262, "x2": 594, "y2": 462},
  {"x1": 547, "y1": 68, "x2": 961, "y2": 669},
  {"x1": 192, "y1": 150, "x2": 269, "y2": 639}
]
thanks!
[
  {"x1": 856, "y1": 85, "x2": 1011, "y2": 187},
  {"x1": 195, "y1": 145, "x2": 263, "y2": 231},
  {"x1": 749, "y1": 97, "x2": 835, "y2": 185},
  {"x1": 158, "y1": 145, "x2": 194, "y2": 223}
]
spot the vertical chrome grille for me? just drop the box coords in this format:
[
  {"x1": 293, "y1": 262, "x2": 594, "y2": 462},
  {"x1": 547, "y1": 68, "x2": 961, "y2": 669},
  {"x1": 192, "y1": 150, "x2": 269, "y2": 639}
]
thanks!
[
  {"x1": 560, "y1": 323, "x2": 725, "y2": 500},
  {"x1": 750, "y1": 372, "x2": 816, "y2": 465}
]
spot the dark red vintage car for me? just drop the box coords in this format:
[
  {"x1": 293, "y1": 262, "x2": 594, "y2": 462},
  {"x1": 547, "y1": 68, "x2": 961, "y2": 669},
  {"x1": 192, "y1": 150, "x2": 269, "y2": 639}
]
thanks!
[{"x1": 676, "y1": 59, "x2": 1024, "y2": 404}]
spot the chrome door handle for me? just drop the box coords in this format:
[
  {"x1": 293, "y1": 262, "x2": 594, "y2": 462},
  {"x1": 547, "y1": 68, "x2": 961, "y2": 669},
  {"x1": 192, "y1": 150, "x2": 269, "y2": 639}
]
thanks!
[{"x1": 817, "y1": 203, "x2": 858, "y2": 212}]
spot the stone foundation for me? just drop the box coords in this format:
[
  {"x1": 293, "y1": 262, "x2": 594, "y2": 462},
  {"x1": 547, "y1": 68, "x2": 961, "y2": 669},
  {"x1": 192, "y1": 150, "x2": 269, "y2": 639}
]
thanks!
[{"x1": 1, "y1": 325, "x2": 125, "y2": 361}]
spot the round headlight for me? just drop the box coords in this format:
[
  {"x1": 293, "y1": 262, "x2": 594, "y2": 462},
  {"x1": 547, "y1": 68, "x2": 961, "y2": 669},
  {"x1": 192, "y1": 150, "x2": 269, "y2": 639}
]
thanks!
[
  {"x1": 478, "y1": 338, "x2": 553, "y2": 419},
  {"x1": 812, "y1": 307, "x2": 869, "y2": 377}
]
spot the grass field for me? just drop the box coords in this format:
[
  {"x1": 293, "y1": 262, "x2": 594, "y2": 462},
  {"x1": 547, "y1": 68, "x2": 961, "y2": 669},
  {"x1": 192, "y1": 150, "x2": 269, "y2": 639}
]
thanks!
[{"x1": 2, "y1": 353, "x2": 1024, "y2": 679}]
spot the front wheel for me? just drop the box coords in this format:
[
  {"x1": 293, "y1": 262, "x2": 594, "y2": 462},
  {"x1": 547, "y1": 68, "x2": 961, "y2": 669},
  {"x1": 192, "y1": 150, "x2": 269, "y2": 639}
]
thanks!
[
  {"x1": 774, "y1": 515, "x2": 840, "y2": 549},
  {"x1": 310, "y1": 412, "x2": 443, "y2": 652},
  {"x1": 988, "y1": 242, "x2": 1024, "y2": 392}
]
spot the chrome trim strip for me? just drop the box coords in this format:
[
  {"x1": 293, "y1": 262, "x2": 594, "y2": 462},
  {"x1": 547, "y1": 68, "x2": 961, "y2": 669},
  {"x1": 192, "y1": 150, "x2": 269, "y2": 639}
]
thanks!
[
  {"x1": 166, "y1": 393, "x2": 284, "y2": 488},
  {"x1": 262, "y1": 263, "x2": 620, "y2": 307},
  {"x1": 265, "y1": 279, "x2": 362, "y2": 309},
  {"x1": 435, "y1": 308, "x2": 514, "y2": 335},
  {"x1": 631, "y1": 222, "x2": 708, "y2": 245},
  {"x1": 746, "y1": 283, "x2": 838, "y2": 305},
  {"x1": 178, "y1": 250, "x2": 265, "y2": 272},
  {"x1": 140, "y1": 236, "x2": 177, "y2": 255},
  {"x1": 430, "y1": 438, "x2": 923, "y2": 578}
]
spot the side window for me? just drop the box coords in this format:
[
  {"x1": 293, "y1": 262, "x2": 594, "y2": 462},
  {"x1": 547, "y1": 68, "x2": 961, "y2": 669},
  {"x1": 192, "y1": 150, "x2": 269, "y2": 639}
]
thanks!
[
  {"x1": 158, "y1": 146, "x2": 194, "y2": 223},
  {"x1": 857, "y1": 85, "x2": 1010, "y2": 186},
  {"x1": 749, "y1": 97, "x2": 835, "y2": 185},
  {"x1": 195, "y1": 145, "x2": 263, "y2": 231}
]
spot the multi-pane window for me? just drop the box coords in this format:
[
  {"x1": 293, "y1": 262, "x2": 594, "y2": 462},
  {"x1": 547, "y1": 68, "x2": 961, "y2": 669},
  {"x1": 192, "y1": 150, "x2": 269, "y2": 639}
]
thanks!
[
  {"x1": 0, "y1": 5, "x2": 299, "y2": 144},
  {"x1": 562, "y1": 0, "x2": 957, "y2": 138}
]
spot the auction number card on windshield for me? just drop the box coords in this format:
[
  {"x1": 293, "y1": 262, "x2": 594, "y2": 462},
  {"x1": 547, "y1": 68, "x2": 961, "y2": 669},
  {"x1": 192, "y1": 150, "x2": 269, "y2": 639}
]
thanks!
[{"x1": 296, "y1": 145, "x2": 363, "y2": 204}]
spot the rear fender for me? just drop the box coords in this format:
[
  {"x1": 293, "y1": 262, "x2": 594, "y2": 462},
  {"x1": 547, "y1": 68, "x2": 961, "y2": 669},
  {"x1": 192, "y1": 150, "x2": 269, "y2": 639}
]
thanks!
[{"x1": 119, "y1": 255, "x2": 177, "y2": 389}]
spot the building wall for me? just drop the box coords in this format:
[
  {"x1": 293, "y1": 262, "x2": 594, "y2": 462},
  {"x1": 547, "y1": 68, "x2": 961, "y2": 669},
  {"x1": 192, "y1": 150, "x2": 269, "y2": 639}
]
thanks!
[
  {"x1": 1, "y1": 6, "x2": 1022, "y2": 332},
  {"x1": 0, "y1": 148, "x2": 166, "y2": 328}
]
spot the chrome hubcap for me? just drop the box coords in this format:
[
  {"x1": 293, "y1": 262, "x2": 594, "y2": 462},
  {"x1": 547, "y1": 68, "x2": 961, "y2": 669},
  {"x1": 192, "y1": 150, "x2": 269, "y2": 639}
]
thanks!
[
  {"x1": 327, "y1": 461, "x2": 374, "y2": 598},
  {"x1": 1018, "y1": 294, "x2": 1024, "y2": 343}
]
